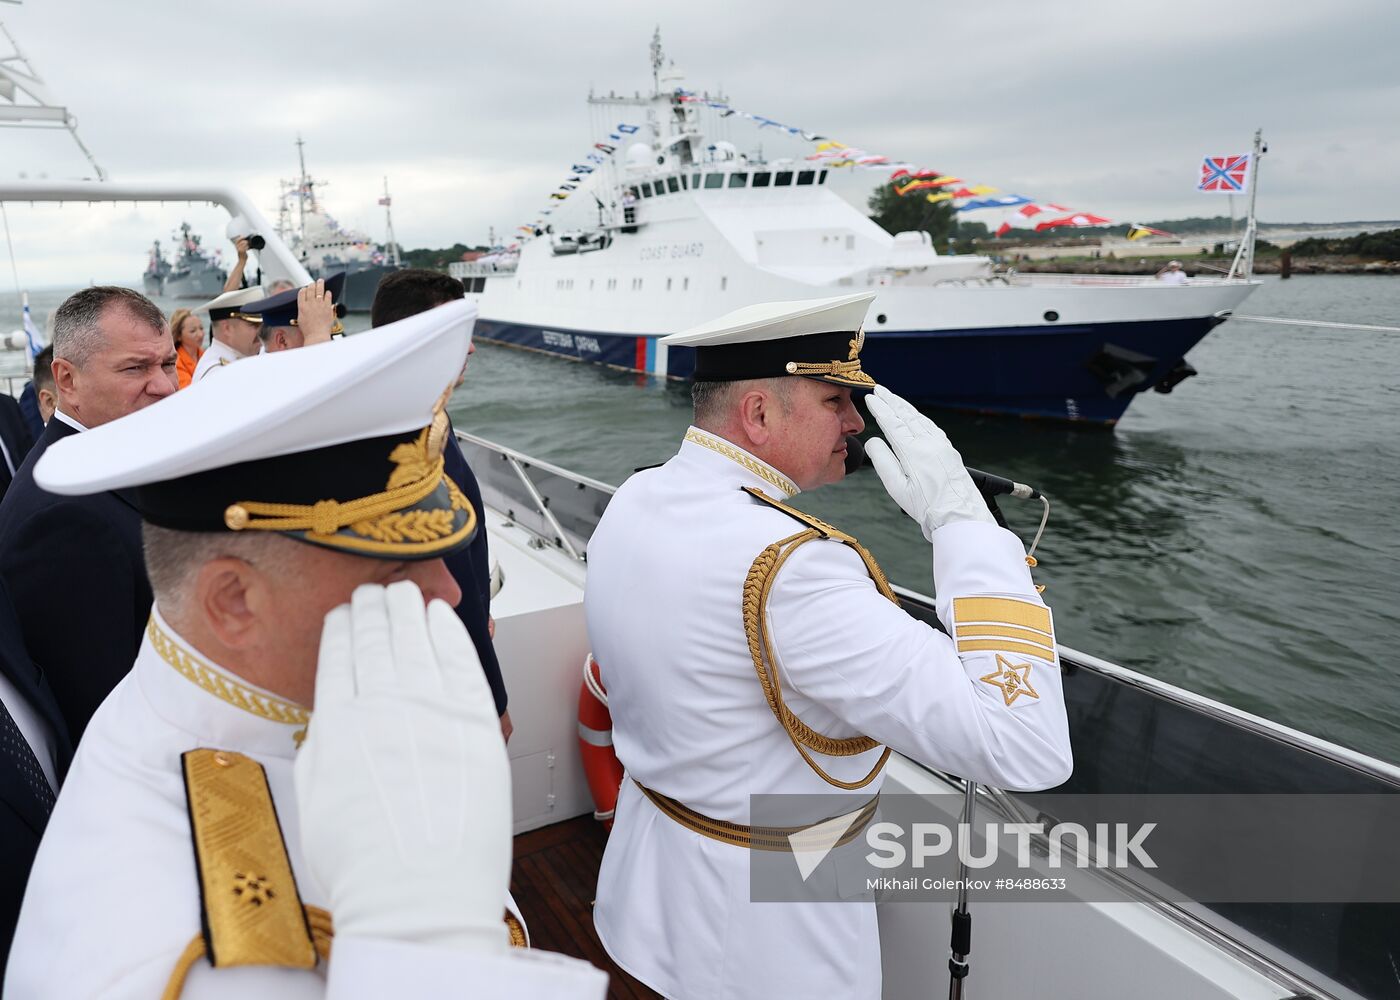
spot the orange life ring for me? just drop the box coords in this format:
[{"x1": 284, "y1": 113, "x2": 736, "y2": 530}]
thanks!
[{"x1": 577, "y1": 654, "x2": 625, "y2": 830}]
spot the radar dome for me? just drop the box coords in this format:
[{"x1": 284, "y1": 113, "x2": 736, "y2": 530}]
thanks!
[{"x1": 625, "y1": 142, "x2": 653, "y2": 172}]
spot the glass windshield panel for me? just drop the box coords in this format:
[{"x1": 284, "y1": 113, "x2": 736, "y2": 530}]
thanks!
[
  {"x1": 728, "y1": 173, "x2": 748, "y2": 188},
  {"x1": 797, "y1": 170, "x2": 815, "y2": 185},
  {"x1": 667, "y1": 176, "x2": 680, "y2": 193},
  {"x1": 704, "y1": 173, "x2": 724, "y2": 189},
  {"x1": 775, "y1": 171, "x2": 794, "y2": 186},
  {"x1": 752, "y1": 172, "x2": 772, "y2": 187}
]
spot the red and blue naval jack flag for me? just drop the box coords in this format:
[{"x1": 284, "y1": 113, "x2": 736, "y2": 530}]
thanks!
[{"x1": 1198, "y1": 154, "x2": 1250, "y2": 193}]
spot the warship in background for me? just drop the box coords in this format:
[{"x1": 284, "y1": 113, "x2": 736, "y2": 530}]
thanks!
[
  {"x1": 451, "y1": 37, "x2": 1262, "y2": 426},
  {"x1": 276, "y1": 137, "x2": 403, "y2": 313},
  {"x1": 142, "y1": 222, "x2": 227, "y2": 299}
]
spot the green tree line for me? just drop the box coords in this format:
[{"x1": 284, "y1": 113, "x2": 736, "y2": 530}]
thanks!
[{"x1": 1287, "y1": 229, "x2": 1400, "y2": 258}]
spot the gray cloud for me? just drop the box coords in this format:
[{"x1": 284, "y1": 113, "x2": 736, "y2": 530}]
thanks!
[{"x1": 2, "y1": 0, "x2": 1395, "y2": 284}]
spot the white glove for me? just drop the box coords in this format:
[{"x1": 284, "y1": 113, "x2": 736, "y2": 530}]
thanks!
[
  {"x1": 295, "y1": 580, "x2": 512, "y2": 953},
  {"x1": 864, "y1": 385, "x2": 995, "y2": 540}
]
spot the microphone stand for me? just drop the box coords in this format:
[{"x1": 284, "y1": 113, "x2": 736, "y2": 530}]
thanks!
[{"x1": 948, "y1": 777, "x2": 976, "y2": 999}]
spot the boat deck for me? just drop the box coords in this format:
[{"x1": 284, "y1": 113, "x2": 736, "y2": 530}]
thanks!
[{"x1": 512, "y1": 815, "x2": 660, "y2": 999}]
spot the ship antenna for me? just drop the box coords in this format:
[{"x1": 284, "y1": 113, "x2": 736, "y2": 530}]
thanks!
[
  {"x1": 294, "y1": 134, "x2": 316, "y2": 243},
  {"x1": 382, "y1": 177, "x2": 400, "y2": 267},
  {"x1": 650, "y1": 25, "x2": 663, "y2": 95}
]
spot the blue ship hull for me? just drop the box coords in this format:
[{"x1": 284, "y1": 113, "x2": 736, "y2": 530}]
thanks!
[{"x1": 474, "y1": 313, "x2": 1227, "y2": 426}]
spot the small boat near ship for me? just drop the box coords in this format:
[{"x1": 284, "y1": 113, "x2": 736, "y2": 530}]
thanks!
[{"x1": 450, "y1": 44, "x2": 1262, "y2": 426}]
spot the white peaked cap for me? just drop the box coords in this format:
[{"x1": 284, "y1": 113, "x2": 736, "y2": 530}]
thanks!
[
  {"x1": 193, "y1": 285, "x2": 266, "y2": 315},
  {"x1": 660, "y1": 292, "x2": 875, "y2": 347},
  {"x1": 37, "y1": 299, "x2": 476, "y2": 496}
]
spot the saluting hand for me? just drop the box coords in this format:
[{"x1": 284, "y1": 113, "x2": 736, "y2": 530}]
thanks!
[
  {"x1": 864, "y1": 385, "x2": 994, "y2": 541},
  {"x1": 295, "y1": 581, "x2": 512, "y2": 953},
  {"x1": 297, "y1": 278, "x2": 337, "y2": 345}
]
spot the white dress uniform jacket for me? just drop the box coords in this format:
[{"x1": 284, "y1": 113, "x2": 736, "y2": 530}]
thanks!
[
  {"x1": 6, "y1": 609, "x2": 606, "y2": 1000},
  {"x1": 585, "y1": 428, "x2": 1072, "y2": 1000},
  {"x1": 191, "y1": 339, "x2": 249, "y2": 383}
]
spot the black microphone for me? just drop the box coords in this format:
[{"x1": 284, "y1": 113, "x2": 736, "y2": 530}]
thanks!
[
  {"x1": 965, "y1": 467, "x2": 1041, "y2": 501},
  {"x1": 844, "y1": 437, "x2": 1041, "y2": 502},
  {"x1": 844, "y1": 434, "x2": 866, "y2": 476}
]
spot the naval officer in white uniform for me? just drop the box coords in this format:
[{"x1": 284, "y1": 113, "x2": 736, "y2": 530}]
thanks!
[
  {"x1": 6, "y1": 301, "x2": 607, "y2": 999},
  {"x1": 189, "y1": 286, "x2": 265, "y2": 383},
  {"x1": 585, "y1": 292, "x2": 1073, "y2": 999}
]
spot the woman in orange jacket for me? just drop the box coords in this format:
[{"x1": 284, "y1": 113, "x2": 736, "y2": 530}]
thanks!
[{"x1": 168, "y1": 308, "x2": 205, "y2": 389}]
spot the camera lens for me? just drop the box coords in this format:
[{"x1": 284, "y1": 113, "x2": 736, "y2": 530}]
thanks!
[{"x1": 246, "y1": 234, "x2": 266, "y2": 251}]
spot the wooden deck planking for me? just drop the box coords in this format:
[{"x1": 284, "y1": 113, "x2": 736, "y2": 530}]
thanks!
[{"x1": 513, "y1": 815, "x2": 660, "y2": 999}]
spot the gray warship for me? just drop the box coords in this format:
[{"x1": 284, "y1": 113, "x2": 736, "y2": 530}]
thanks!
[
  {"x1": 277, "y1": 137, "x2": 402, "y2": 312},
  {"x1": 141, "y1": 239, "x2": 170, "y2": 297},
  {"x1": 156, "y1": 222, "x2": 228, "y2": 300}
]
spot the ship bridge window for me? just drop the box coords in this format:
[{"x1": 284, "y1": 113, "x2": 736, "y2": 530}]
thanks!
[
  {"x1": 818, "y1": 170, "x2": 828, "y2": 184},
  {"x1": 667, "y1": 177, "x2": 680, "y2": 193},
  {"x1": 797, "y1": 170, "x2": 815, "y2": 185},
  {"x1": 678, "y1": 174, "x2": 689, "y2": 189},
  {"x1": 775, "y1": 171, "x2": 794, "y2": 186},
  {"x1": 691, "y1": 172, "x2": 701, "y2": 188},
  {"x1": 641, "y1": 183, "x2": 654, "y2": 198},
  {"x1": 752, "y1": 172, "x2": 771, "y2": 187},
  {"x1": 728, "y1": 172, "x2": 748, "y2": 188},
  {"x1": 704, "y1": 173, "x2": 724, "y2": 190}
]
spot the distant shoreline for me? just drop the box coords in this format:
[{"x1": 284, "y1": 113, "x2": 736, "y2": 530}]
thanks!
[{"x1": 1010, "y1": 256, "x2": 1398, "y2": 276}]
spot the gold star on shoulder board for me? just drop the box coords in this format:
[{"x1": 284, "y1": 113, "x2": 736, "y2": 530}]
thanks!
[{"x1": 980, "y1": 654, "x2": 1040, "y2": 707}]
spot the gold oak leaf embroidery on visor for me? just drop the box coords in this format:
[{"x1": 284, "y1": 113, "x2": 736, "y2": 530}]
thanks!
[{"x1": 980, "y1": 654, "x2": 1039, "y2": 707}]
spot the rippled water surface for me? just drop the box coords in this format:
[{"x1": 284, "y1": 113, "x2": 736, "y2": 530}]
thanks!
[{"x1": 4, "y1": 276, "x2": 1397, "y2": 763}]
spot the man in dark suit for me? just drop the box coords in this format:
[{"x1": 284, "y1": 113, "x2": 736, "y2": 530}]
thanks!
[
  {"x1": 17, "y1": 344, "x2": 55, "y2": 444},
  {"x1": 0, "y1": 286, "x2": 177, "y2": 741},
  {"x1": 371, "y1": 269, "x2": 511, "y2": 739},
  {"x1": 0, "y1": 393, "x2": 34, "y2": 498},
  {"x1": 0, "y1": 575, "x2": 71, "y2": 973}
]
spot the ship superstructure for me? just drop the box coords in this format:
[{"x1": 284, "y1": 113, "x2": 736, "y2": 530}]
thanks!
[
  {"x1": 144, "y1": 221, "x2": 227, "y2": 300},
  {"x1": 276, "y1": 137, "x2": 402, "y2": 312},
  {"x1": 452, "y1": 43, "x2": 1258, "y2": 425}
]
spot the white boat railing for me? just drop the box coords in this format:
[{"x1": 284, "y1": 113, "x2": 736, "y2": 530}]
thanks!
[{"x1": 0, "y1": 180, "x2": 312, "y2": 288}]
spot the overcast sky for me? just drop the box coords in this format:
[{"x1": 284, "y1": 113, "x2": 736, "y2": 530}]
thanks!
[{"x1": 2, "y1": 0, "x2": 1397, "y2": 286}]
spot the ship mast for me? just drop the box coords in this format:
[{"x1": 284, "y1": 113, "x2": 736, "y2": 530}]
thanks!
[
  {"x1": 293, "y1": 133, "x2": 322, "y2": 245},
  {"x1": 1227, "y1": 128, "x2": 1265, "y2": 280},
  {"x1": 0, "y1": 18, "x2": 106, "y2": 180},
  {"x1": 649, "y1": 25, "x2": 663, "y2": 96},
  {"x1": 382, "y1": 176, "x2": 400, "y2": 267}
]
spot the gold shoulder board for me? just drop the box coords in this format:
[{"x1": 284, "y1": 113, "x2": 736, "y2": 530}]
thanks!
[{"x1": 180, "y1": 749, "x2": 318, "y2": 971}]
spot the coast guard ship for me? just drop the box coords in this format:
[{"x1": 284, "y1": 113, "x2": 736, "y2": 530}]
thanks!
[{"x1": 451, "y1": 55, "x2": 1259, "y2": 426}]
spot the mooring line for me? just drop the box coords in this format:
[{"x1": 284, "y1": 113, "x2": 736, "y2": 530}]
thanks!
[{"x1": 1231, "y1": 314, "x2": 1400, "y2": 334}]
